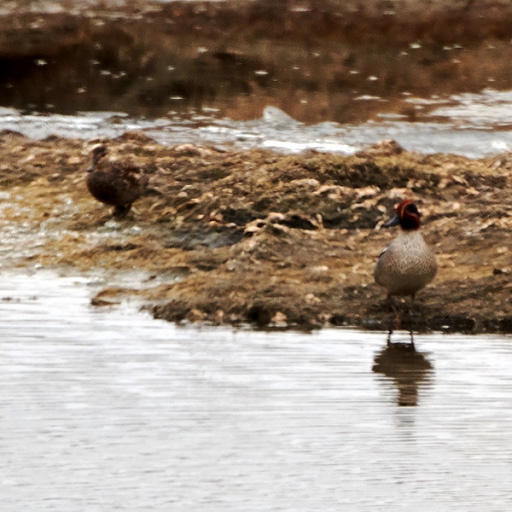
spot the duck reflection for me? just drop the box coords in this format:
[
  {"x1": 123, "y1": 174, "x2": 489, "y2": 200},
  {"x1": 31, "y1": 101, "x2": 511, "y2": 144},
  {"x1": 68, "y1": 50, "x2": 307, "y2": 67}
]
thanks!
[{"x1": 372, "y1": 338, "x2": 433, "y2": 407}]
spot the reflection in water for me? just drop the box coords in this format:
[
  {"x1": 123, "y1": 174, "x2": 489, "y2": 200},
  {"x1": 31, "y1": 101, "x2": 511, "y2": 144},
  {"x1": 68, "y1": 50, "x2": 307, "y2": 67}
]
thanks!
[
  {"x1": 372, "y1": 340, "x2": 433, "y2": 407},
  {"x1": 4, "y1": 2, "x2": 512, "y2": 130},
  {"x1": 1, "y1": 272, "x2": 512, "y2": 511}
]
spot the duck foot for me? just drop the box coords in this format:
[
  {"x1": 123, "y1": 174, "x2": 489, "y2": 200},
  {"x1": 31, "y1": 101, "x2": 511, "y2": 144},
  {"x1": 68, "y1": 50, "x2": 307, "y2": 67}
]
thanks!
[
  {"x1": 386, "y1": 328, "x2": 416, "y2": 348},
  {"x1": 113, "y1": 204, "x2": 132, "y2": 219}
]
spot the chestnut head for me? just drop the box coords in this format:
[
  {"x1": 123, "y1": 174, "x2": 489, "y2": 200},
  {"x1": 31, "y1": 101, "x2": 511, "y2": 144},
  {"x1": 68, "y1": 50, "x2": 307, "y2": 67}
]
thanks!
[{"x1": 384, "y1": 199, "x2": 421, "y2": 231}]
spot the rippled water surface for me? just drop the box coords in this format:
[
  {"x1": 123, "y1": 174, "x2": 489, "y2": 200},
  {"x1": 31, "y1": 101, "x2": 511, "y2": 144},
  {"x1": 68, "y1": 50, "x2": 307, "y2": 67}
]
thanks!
[
  {"x1": 0, "y1": 272, "x2": 511, "y2": 511},
  {"x1": 4, "y1": 88, "x2": 512, "y2": 158}
]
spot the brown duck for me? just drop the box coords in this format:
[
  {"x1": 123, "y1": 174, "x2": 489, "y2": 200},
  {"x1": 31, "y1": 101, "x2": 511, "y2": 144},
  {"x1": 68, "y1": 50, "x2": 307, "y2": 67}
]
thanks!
[{"x1": 86, "y1": 145, "x2": 148, "y2": 218}]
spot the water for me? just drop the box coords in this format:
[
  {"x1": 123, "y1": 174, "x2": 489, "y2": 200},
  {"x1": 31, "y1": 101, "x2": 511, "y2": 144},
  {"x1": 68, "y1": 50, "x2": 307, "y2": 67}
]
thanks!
[
  {"x1": 3, "y1": 89, "x2": 512, "y2": 158},
  {"x1": 0, "y1": 272, "x2": 511, "y2": 511}
]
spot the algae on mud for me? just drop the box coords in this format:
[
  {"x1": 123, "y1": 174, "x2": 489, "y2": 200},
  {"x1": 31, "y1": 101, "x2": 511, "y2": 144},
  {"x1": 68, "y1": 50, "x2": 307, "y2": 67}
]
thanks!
[{"x1": 0, "y1": 130, "x2": 510, "y2": 333}]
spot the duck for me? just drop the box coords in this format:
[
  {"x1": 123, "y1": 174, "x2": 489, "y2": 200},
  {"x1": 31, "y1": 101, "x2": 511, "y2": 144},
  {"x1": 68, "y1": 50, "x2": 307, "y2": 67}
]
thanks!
[
  {"x1": 86, "y1": 145, "x2": 148, "y2": 218},
  {"x1": 374, "y1": 199, "x2": 437, "y2": 300}
]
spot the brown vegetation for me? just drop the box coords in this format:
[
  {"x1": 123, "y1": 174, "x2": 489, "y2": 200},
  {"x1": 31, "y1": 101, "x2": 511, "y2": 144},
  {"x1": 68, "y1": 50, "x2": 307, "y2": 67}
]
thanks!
[{"x1": 0, "y1": 130, "x2": 510, "y2": 333}]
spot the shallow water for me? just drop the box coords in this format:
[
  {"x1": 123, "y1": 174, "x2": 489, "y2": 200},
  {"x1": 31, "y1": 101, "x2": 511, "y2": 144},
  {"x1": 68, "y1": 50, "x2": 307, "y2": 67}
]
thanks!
[
  {"x1": 3, "y1": 88, "x2": 512, "y2": 158},
  {"x1": 0, "y1": 272, "x2": 511, "y2": 511}
]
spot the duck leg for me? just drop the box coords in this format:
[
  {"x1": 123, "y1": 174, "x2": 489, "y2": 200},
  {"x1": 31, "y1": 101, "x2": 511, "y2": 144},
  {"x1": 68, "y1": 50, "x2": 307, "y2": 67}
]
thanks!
[
  {"x1": 113, "y1": 203, "x2": 132, "y2": 219},
  {"x1": 407, "y1": 294, "x2": 416, "y2": 347},
  {"x1": 386, "y1": 295, "x2": 401, "y2": 345},
  {"x1": 408, "y1": 329, "x2": 415, "y2": 348}
]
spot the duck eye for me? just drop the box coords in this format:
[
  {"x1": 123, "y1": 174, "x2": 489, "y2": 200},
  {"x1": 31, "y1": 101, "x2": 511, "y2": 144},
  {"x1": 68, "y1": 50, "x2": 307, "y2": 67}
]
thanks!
[{"x1": 405, "y1": 203, "x2": 420, "y2": 217}]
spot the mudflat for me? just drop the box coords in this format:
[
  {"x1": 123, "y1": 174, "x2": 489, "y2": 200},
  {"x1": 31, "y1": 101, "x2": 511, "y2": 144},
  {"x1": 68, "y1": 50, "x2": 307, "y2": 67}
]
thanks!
[{"x1": 0, "y1": 131, "x2": 509, "y2": 333}]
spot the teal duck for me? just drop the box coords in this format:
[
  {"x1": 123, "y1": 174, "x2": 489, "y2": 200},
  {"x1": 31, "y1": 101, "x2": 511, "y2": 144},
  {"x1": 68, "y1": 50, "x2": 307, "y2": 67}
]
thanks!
[
  {"x1": 374, "y1": 199, "x2": 437, "y2": 299},
  {"x1": 86, "y1": 145, "x2": 148, "y2": 218}
]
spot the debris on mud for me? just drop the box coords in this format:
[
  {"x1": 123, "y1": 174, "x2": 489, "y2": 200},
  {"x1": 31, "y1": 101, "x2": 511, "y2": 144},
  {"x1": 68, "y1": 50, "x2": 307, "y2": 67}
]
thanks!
[{"x1": 0, "y1": 131, "x2": 510, "y2": 334}]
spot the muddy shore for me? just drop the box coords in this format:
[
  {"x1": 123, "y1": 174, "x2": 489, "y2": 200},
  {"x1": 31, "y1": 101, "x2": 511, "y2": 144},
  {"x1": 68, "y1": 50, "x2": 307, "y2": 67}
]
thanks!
[
  {"x1": 0, "y1": 0, "x2": 511, "y2": 333},
  {"x1": 0, "y1": 131, "x2": 510, "y2": 333}
]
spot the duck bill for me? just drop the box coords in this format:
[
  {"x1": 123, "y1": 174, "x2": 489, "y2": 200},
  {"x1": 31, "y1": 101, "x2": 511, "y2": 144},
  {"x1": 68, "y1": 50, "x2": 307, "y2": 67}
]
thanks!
[{"x1": 383, "y1": 215, "x2": 400, "y2": 228}]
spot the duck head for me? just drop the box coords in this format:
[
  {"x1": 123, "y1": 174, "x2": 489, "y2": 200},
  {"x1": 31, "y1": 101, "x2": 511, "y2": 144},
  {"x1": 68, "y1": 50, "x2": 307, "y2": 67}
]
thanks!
[
  {"x1": 87, "y1": 145, "x2": 107, "y2": 172},
  {"x1": 384, "y1": 199, "x2": 421, "y2": 231}
]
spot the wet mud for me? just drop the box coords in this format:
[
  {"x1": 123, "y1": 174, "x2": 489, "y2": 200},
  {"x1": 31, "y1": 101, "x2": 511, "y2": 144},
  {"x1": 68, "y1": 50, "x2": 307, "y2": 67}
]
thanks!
[{"x1": 0, "y1": 131, "x2": 510, "y2": 333}]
